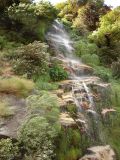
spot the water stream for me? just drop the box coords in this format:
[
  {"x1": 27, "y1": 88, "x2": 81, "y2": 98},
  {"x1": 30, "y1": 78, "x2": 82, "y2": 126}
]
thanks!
[{"x1": 47, "y1": 20, "x2": 104, "y2": 143}]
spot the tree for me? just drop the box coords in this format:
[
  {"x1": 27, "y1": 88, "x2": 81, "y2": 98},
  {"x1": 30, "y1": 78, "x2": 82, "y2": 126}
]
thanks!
[
  {"x1": 89, "y1": 7, "x2": 120, "y2": 64},
  {"x1": 89, "y1": 7, "x2": 120, "y2": 46},
  {"x1": 73, "y1": 1, "x2": 110, "y2": 32},
  {"x1": 0, "y1": 0, "x2": 32, "y2": 12}
]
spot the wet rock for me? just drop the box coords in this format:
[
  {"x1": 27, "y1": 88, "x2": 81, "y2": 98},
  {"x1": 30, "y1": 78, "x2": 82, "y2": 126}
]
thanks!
[
  {"x1": 58, "y1": 98, "x2": 67, "y2": 109},
  {"x1": 80, "y1": 145, "x2": 115, "y2": 160},
  {"x1": 90, "y1": 83, "x2": 111, "y2": 101},
  {"x1": 60, "y1": 113, "x2": 76, "y2": 127},
  {"x1": 62, "y1": 92, "x2": 74, "y2": 104},
  {"x1": 59, "y1": 80, "x2": 73, "y2": 91},
  {"x1": 71, "y1": 63, "x2": 93, "y2": 75},
  {"x1": 101, "y1": 108, "x2": 116, "y2": 117},
  {"x1": 52, "y1": 89, "x2": 64, "y2": 98}
]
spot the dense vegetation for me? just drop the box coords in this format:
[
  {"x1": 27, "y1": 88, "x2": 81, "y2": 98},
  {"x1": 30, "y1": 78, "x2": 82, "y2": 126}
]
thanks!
[{"x1": 0, "y1": 0, "x2": 120, "y2": 160}]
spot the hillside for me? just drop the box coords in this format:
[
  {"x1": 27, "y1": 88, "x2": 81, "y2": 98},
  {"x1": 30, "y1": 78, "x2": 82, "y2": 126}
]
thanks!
[{"x1": 0, "y1": 0, "x2": 120, "y2": 160}]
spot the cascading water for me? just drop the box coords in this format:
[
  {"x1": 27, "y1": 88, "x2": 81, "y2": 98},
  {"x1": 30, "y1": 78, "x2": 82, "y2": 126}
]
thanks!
[{"x1": 47, "y1": 20, "x2": 104, "y2": 144}]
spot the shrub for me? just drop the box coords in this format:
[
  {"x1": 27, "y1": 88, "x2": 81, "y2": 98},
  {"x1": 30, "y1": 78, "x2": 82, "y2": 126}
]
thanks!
[
  {"x1": 56, "y1": 128, "x2": 82, "y2": 160},
  {"x1": 9, "y1": 41, "x2": 49, "y2": 78},
  {"x1": 112, "y1": 59, "x2": 120, "y2": 79},
  {"x1": 93, "y1": 66, "x2": 112, "y2": 82},
  {"x1": 81, "y1": 54, "x2": 100, "y2": 66},
  {"x1": 35, "y1": 74, "x2": 58, "y2": 91},
  {"x1": 0, "y1": 101, "x2": 14, "y2": 117},
  {"x1": 0, "y1": 138, "x2": 19, "y2": 160},
  {"x1": 26, "y1": 91, "x2": 60, "y2": 123},
  {"x1": 36, "y1": 81, "x2": 58, "y2": 91},
  {"x1": 0, "y1": 35, "x2": 20, "y2": 50},
  {"x1": 75, "y1": 39, "x2": 99, "y2": 57},
  {"x1": 98, "y1": 45, "x2": 120, "y2": 64},
  {"x1": 7, "y1": 2, "x2": 57, "y2": 42},
  {"x1": 19, "y1": 116, "x2": 58, "y2": 160},
  {"x1": 49, "y1": 64, "x2": 68, "y2": 81},
  {"x1": 0, "y1": 76, "x2": 34, "y2": 97}
]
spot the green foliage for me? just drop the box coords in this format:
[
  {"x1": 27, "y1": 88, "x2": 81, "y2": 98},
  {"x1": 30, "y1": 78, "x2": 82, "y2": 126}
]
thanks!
[
  {"x1": 98, "y1": 45, "x2": 120, "y2": 64},
  {"x1": 104, "y1": 81, "x2": 120, "y2": 159},
  {"x1": 0, "y1": 138, "x2": 19, "y2": 160},
  {"x1": 111, "y1": 81, "x2": 120, "y2": 109},
  {"x1": 58, "y1": 0, "x2": 110, "y2": 35},
  {"x1": 73, "y1": 1, "x2": 109, "y2": 32},
  {"x1": 49, "y1": 64, "x2": 68, "y2": 81},
  {"x1": 0, "y1": 1, "x2": 57, "y2": 43},
  {"x1": 7, "y1": 2, "x2": 57, "y2": 41},
  {"x1": 112, "y1": 59, "x2": 120, "y2": 79},
  {"x1": 74, "y1": 39, "x2": 100, "y2": 66},
  {"x1": 93, "y1": 66, "x2": 112, "y2": 82},
  {"x1": 89, "y1": 8, "x2": 120, "y2": 64},
  {"x1": 0, "y1": 101, "x2": 14, "y2": 117},
  {"x1": 26, "y1": 91, "x2": 60, "y2": 124},
  {"x1": 9, "y1": 41, "x2": 49, "y2": 78},
  {"x1": 90, "y1": 7, "x2": 120, "y2": 46},
  {"x1": 0, "y1": 76, "x2": 34, "y2": 97},
  {"x1": 36, "y1": 75, "x2": 58, "y2": 91},
  {"x1": 67, "y1": 104, "x2": 77, "y2": 117},
  {"x1": 19, "y1": 91, "x2": 60, "y2": 159},
  {"x1": 81, "y1": 54, "x2": 100, "y2": 66},
  {"x1": 75, "y1": 39, "x2": 99, "y2": 56},
  {"x1": 8, "y1": 2, "x2": 57, "y2": 23},
  {"x1": 0, "y1": 0, "x2": 32, "y2": 11},
  {"x1": 19, "y1": 116, "x2": 57, "y2": 160},
  {"x1": 56, "y1": 128, "x2": 82, "y2": 160},
  {"x1": 0, "y1": 35, "x2": 20, "y2": 50}
]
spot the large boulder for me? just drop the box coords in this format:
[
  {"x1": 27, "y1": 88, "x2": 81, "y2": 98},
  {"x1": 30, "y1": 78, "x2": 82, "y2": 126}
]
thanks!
[{"x1": 80, "y1": 145, "x2": 115, "y2": 160}]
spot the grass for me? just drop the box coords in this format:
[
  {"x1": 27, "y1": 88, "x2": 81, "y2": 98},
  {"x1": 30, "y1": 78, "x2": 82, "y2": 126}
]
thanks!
[
  {"x1": 36, "y1": 81, "x2": 58, "y2": 91},
  {"x1": 0, "y1": 101, "x2": 14, "y2": 117},
  {"x1": 35, "y1": 74, "x2": 58, "y2": 91},
  {"x1": 103, "y1": 80, "x2": 120, "y2": 159},
  {"x1": 0, "y1": 76, "x2": 34, "y2": 97}
]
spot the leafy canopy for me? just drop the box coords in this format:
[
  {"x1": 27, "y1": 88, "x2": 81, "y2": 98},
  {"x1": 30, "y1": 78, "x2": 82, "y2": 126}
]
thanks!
[{"x1": 89, "y1": 7, "x2": 120, "y2": 46}]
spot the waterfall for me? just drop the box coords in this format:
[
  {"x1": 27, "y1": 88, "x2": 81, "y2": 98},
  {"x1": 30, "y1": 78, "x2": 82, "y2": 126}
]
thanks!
[{"x1": 47, "y1": 20, "x2": 104, "y2": 144}]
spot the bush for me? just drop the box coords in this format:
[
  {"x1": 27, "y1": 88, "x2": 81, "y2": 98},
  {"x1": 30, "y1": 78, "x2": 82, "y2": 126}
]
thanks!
[
  {"x1": 112, "y1": 59, "x2": 120, "y2": 79},
  {"x1": 75, "y1": 40, "x2": 99, "y2": 57},
  {"x1": 98, "y1": 45, "x2": 120, "y2": 64},
  {"x1": 0, "y1": 138, "x2": 19, "y2": 160},
  {"x1": 0, "y1": 35, "x2": 20, "y2": 50},
  {"x1": 35, "y1": 75, "x2": 58, "y2": 91},
  {"x1": 56, "y1": 128, "x2": 82, "y2": 160},
  {"x1": 22, "y1": 91, "x2": 60, "y2": 159},
  {"x1": 7, "y1": 2, "x2": 57, "y2": 42},
  {"x1": 19, "y1": 116, "x2": 58, "y2": 160},
  {"x1": 0, "y1": 101, "x2": 14, "y2": 117},
  {"x1": 26, "y1": 91, "x2": 60, "y2": 123},
  {"x1": 0, "y1": 76, "x2": 34, "y2": 97},
  {"x1": 93, "y1": 66, "x2": 112, "y2": 82},
  {"x1": 81, "y1": 54, "x2": 100, "y2": 66},
  {"x1": 36, "y1": 80, "x2": 58, "y2": 91},
  {"x1": 49, "y1": 64, "x2": 68, "y2": 81},
  {"x1": 9, "y1": 41, "x2": 49, "y2": 78}
]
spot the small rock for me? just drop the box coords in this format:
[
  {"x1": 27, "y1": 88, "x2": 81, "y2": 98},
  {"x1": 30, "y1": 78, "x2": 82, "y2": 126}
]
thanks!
[{"x1": 60, "y1": 113, "x2": 76, "y2": 127}]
